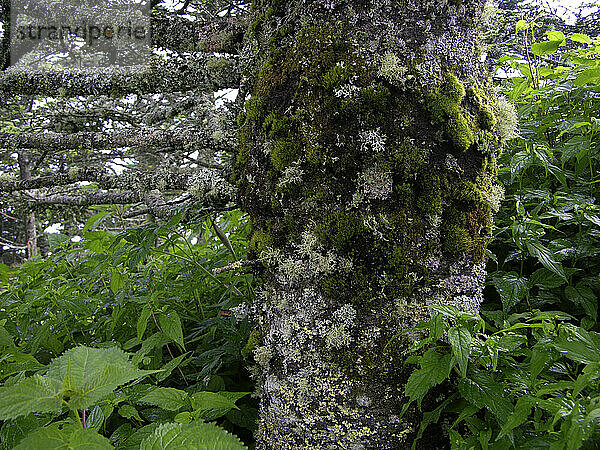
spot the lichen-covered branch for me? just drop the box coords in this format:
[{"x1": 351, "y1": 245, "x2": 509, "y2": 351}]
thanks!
[
  {"x1": 0, "y1": 55, "x2": 240, "y2": 97},
  {"x1": 0, "y1": 128, "x2": 231, "y2": 153}
]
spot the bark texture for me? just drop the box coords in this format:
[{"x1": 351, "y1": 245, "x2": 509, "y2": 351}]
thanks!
[{"x1": 235, "y1": 1, "x2": 504, "y2": 448}]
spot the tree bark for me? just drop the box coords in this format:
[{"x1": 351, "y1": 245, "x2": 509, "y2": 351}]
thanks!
[
  {"x1": 17, "y1": 151, "x2": 38, "y2": 259},
  {"x1": 235, "y1": 1, "x2": 501, "y2": 448}
]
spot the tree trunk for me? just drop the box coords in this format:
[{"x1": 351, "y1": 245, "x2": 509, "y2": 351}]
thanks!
[
  {"x1": 17, "y1": 151, "x2": 38, "y2": 259},
  {"x1": 236, "y1": 1, "x2": 502, "y2": 447}
]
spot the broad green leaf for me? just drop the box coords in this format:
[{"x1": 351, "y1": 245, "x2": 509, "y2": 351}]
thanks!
[
  {"x1": 118, "y1": 404, "x2": 142, "y2": 421},
  {"x1": 531, "y1": 39, "x2": 563, "y2": 56},
  {"x1": 530, "y1": 268, "x2": 566, "y2": 289},
  {"x1": 15, "y1": 423, "x2": 113, "y2": 450},
  {"x1": 530, "y1": 342, "x2": 554, "y2": 381},
  {"x1": 139, "y1": 387, "x2": 188, "y2": 411},
  {"x1": 526, "y1": 240, "x2": 566, "y2": 280},
  {"x1": 515, "y1": 20, "x2": 529, "y2": 32},
  {"x1": 191, "y1": 392, "x2": 239, "y2": 421},
  {"x1": 570, "y1": 33, "x2": 592, "y2": 44},
  {"x1": 565, "y1": 284, "x2": 597, "y2": 320},
  {"x1": 574, "y1": 68, "x2": 600, "y2": 86},
  {"x1": 140, "y1": 422, "x2": 245, "y2": 450},
  {"x1": 404, "y1": 349, "x2": 452, "y2": 408},
  {"x1": 0, "y1": 414, "x2": 40, "y2": 449},
  {"x1": 110, "y1": 269, "x2": 124, "y2": 294},
  {"x1": 458, "y1": 371, "x2": 512, "y2": 420},
  {"x1": 554, "y1": 327, "x2": 600, "y2": 364},
  {"x1": 45, "y1": 346, "x2": 156, "y2": 410},
  {"x1": 448, "y1": 326, "x2": 471, "y2": 378},
  {"x1": 117, "y1": 423, "x2": 159, "y2": 450},
  {"x1": 159, "y1": 311, "x2": 185, "y2": 349},
  {"x1": 494, "y1": 273, "x2": 528, "y2": 312},
  {"x1": 0, "y1": 375, "x2": 62, "y2": 420}
]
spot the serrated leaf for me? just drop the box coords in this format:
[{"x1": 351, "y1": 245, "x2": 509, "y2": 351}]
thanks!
[
  {"x1": 0, "y1": 414, "x2": 40, "y2": 450},
  {"x1": 0, "y1": 375, "x2": 62, "y2": 420},
  {"x1": 458, "y1": 371, "x2": 512, "y2": 420},
  {"x1": 530, "y1": 268, "x2": 566, "y2": 289},
  {"x1": 139, "y1": 387, "x2": 188, "y2": 411},
  {"x1": 159, "y1": 311, "x2": 184, "y2": 349},
  {"x1": 140, "y1": 422, "x2": 245, "y2": 450},
  {"x1": 118, "y1": 404, "x2": 142, "y2": 421},
  {"x1": 494, "y1": 273, "x2": 528, "y2": 312},
  {"x1": 45, "y1": 346, "x2": 156, "y2": 410},
  {"x1": 404, "y1": 349, "x2": 452, "y2": 409},
  {"x1": 191, "y1": 392, "x2": 239, "y2": 421},
  {"x1": 14, "y1": 423, "x2": 113, "y2": 450},
  {"x1": 448, "y1": 326, "x2": 471, "y2": 378},
  {"x1": 117, "y1": 423, "x2": 159, "y2": 450},
  {"x1": 565, "y1": 284, "x2": 597, "y2": 320}
]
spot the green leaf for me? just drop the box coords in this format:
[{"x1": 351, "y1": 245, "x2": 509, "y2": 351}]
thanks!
[
  {"x1": 118, "y1": 404, "x2": 142, "y2": 421},
  {"x1": 531, "y1": 39, "x2": 563, "y2": 56},
  {"x1": 137, "y1": 306, "x2": 153, "y2": 344},
  {"x1": 570, "y1": 33, "x2": 593, "y2": 44},
  {"x1": 554, "y1": 327, "x2": 600, "y2": 364},
  {"x1": 526, "y1": 240, "x2": 566, "y2": 280},
  {"x1": 110, "y1": 269, "x2": 124, "y2": 294},
  {"x1": 155, "y1": 352, "x2": 190, "y2": 382},
  {"x1": 0, "y1": 414, "x2": 40, "y2": 449},
  {"x1": 15, "y1": 423, "x2": 113, "y2": 450},
  {"x1": 448, "y1": 326, "x2": 471, "y2": 378},
  {"x1": 494, "y1": 273, "x2": 528, "y2": 312},
  {"x1": 530, "y1": 268, "x2": 566, "y2": 289},
  {"x1": 159, "y1": 311, "x2": 184, "y2": 349},
  {"x1": 45, "y1": 346, "x2": 156, "y2": 410},
  {"x1": 565, "y1": 284, "x2": 597, "y2": 320},
  {"x1": 499, "y1": 396, "x2": 535, "y2": 438},
  {"x1": 515, "y1": 20, "x2": 529, "y2": 32},
  {"x1": 139, "y1": 387, "x2": 188, "y2": 411},
  {"x1": 190, "y1": 392, "x2": 239, "y2": 421},
  {"x1": 458, "y1": 370, "x2": 512, "y2": 421},
  {"x1": 404, "y1": 349, "x2": 452, "y2": 408},
  {"x1": 574, "y1": 68, "x2": 600, "y2": 86},
  {"x1": 117, "y1": 424, "x2": 159, "y2": 450},
  {"x1": 0, "y1": 375, "x2": 62, "y2": 420},
  {"x1": 139, "y1": 422, "x2": 246, "y2": 450}
]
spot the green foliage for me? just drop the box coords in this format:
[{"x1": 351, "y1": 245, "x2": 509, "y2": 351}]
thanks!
[
  {"x1": 404, "y1": 26, "x2": 600, "y2": 448},
  {"x1": 0, "y1": 210, "x2": 257, "y2": 447}
]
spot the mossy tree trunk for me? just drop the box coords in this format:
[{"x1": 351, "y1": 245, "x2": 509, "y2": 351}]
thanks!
[{"x1": 235, "y1": 1, "x2": 504, "y2": 448}]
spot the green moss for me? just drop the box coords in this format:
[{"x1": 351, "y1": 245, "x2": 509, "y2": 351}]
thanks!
[
  {"x1": 452, "y1": 181, "x2": 485, "y2": 204},
  {"x1": 446, "y1": 113, "x2": 475, "y2": 151},
  {"x1": 271, "y1": 139, "x2": 300, "y2": 171},
  {"x1": 416, "y1": 173, "x2": 444, "y2": 215},
  {"x1": 315, "y1": 208, "x2": 362, "y2": 249},
  {"x1": 322, "y1": 64, "x2": 351, "y2": 90},
  {"x1": 441, "y1": 73, "x2": 466, "y2": 104},
  {"x1": 443, "y1": 224, "x2": 473, "y2": 253},
  {"x1": 478, "y1": 105, "x2": 497, "y2": 130},
  {"x1": 249, "y1": 230, "x2": 274, "y2": 254},
  {"x1": 242, "y1": 328, "x2": 261, "y2": 358}
]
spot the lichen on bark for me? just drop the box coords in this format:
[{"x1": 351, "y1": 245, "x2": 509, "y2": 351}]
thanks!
[{"x1": 234, "y1": 1, "x2": 502, "y2": 448}]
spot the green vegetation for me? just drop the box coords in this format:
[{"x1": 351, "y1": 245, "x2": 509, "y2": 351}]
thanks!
[{"x1": 402, "y1": 26, "x2": 600, "y2": 449}]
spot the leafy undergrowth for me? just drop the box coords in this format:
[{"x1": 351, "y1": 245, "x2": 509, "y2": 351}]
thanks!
[
  {"x1": 404, "y1": 25, "x2": 600, "y2": 449},
  {"x1": 0, "y1": 210, "x2": 257, "y2": 449}
]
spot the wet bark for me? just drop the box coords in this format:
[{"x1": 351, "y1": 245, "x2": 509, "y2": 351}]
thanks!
[{"x1": 235, "y1": 1, "x2": 501, "y2": 448}]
